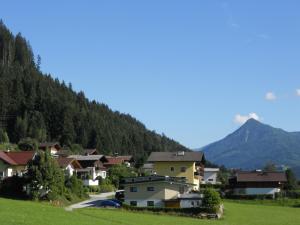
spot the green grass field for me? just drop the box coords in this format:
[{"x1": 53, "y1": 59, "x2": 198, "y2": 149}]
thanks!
[{"x1": 0, "y1": 198, "x2": 299, "y2": 225}]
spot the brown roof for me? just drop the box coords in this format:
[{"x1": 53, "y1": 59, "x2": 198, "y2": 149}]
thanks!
[
  {"x1": 83, "y1": 149, "x2": 98, "y2": 155},
  {"x1": 104, "y1": 157, "x2": 125, "y2": 166},
  {"x1": 0, "y1": 151, "x2": 35, "y2": 165},
  {"x1": 39, "y1": 142, "x2": 61, "y2": 149},
  {"x1": 236, "y1": 171, "x2": 287, "y2": 182},
  {"x1": 147, "y1": 151, "x2": 204, "y2": 163},
  {"x1": 104, "y1": 155, "x2": 133, "y2": 166},
  {"x1": 56, "y1": 157, "x2": 82, "y2": 169}
]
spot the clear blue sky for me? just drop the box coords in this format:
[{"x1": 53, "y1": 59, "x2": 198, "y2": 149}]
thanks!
[{"x1": 2, "y1": 0, "x2": 300, "y2": 148}]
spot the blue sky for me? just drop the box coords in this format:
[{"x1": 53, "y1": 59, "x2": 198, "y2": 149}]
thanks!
[{"x1": 2, "y1": 0, "x2": 300, "y2": 148}]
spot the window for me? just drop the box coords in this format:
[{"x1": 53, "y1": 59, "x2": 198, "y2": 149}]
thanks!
[
  {"x1": 147, "y1": 201, "x2": 154, "y2": 207},
  {"x1": 208, "y1": 178, "x2": 214, "y2": 182},
  {"x1": 147, "y1": 187, "x2": 155, "y2": 192},
  {"x1": 191, "y1": 201, "x2": 194, "y2": 206},
  {"x1": 170, "y1": 167, "x2": 175, "y2": 172},
  {"x1": 130, "y1": 187, "x2": 138, "y2": 192},
  {"x1": 180, "y1": 167, "x2": 186, "y2": 172},
  {"x1": 130, "y1": 201, "x2": 137, "y2": 206}
]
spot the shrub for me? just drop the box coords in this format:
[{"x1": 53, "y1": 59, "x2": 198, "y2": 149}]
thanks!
[{"x1": 202, "y1": 188, "x2": 221, "y2": 213}]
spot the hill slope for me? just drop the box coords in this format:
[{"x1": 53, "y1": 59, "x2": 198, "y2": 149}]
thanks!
[
  {"x1": 0, "y1": 21, "x2": 189, "y2": 161},
  {"x1": 200, "y1": 119, "x2": 300, "y2": 174}
]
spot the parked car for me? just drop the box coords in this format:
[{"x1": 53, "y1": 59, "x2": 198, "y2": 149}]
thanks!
[
  {"x1": 115, "y1": 190, "x2": 124, "y2": 201},
  {"x1": 99, "y1": 200, "x2": 121, "y2": 208},
  {"x1": 110, "y1": 199, "x2": 122, "y2": 205}
]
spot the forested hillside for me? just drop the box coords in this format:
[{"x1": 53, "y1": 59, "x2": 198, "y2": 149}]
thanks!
[{"x1": 0, "y1": 21, "x2": 188, "y2": 162}]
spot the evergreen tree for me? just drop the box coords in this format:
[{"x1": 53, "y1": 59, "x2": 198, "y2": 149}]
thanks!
[{"x1": 27, "y1": 151, "x2": 65, "y2": 200}]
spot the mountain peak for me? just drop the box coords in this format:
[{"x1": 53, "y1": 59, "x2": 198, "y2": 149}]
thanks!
[
  {"x1": 243, "y1": 118, "x2": 262, "y2": 126},
  {"x1": 202, "y1": 120, "x2": 300, "y2": 178}
]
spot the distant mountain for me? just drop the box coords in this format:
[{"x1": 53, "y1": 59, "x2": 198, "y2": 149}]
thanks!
[{"x1": 200, "y1": 119, "x2": 300, "y2": 177}]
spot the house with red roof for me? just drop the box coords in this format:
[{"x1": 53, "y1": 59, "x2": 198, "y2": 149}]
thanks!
[
  {"x1": 0, "y1": 151, "x2": 36, "y2": 179},
  {"x1": 104, "y1": 155, "x2": 134, "y2": 168}
]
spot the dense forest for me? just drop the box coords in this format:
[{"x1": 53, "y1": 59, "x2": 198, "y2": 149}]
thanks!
[{"x1": 0, "y1": 21, "x2": 189, "y2": 163}]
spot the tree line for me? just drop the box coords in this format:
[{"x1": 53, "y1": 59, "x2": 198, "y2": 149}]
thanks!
[{"x1": 0, "y1": 21, "x2": 189, "y2": 164}]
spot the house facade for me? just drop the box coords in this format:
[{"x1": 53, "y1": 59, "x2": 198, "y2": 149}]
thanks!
[
  {"x1": 202, "y1": 168, "x2": 220, "y2": 184},
  {"x1": 147, "y1": 151, "x2": 205, "y2": 190},
  {"x1": 68, "y1": 154, "x2": 108, "y2": 186},
  {"x1": 104, "y1": 155, "x2": 134, "y2": 168},
  {"x1": 39, "y1": 142, "x2": 61, "y2": 155},
  {"x1": 56, "y1": 157, "x2": 82, "y2": 177},
  {"x1": 228, "y1": 171, "x2": 287, "y2": 197},
  {"x1": 122, "y1": 176, "x2": 200, "y2": 208},
  {"x1": 0, "y1": 151, "x2": 36, "y2": 179}
]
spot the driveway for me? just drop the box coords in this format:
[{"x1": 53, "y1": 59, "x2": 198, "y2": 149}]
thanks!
[{"x1": 66, "y1": 192, "x2": 115, "y2": 211}]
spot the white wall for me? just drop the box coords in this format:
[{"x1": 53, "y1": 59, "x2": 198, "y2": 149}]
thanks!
[
  {"x1": 66, "y1": 165, "x2": 74, "y2": 177},
  {"x1": 83, "y1": 179, "x2": 99, "y2": 186},
  {"x1": 180, "y1": 199, "x2": 202, "y2": 208},
  {"x1": 234, "y1": 188, "x2": 281, "y2": 195},
  {"x1": 203, "y1": 171, "x2": 218, "y2": 184},
  {"x1": 245, "y1": 188, "x2": 281, "y2": 195},
  {"x1": 124, "y1": 199, "x2": 164, "y2": 207},
  {"x1": 7, "y1": 168, "x2": 13, "y2": 177},
  {"x1": 95, "y1": 170, "x2": 106, "y2": 179}
]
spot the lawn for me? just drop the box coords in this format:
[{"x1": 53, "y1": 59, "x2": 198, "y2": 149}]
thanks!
[{"x1": 0, "y1": 198, "x2": 299, "y2": 225}]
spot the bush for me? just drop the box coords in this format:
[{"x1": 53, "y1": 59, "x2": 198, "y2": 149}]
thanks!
[
  {"x1": 122, "y1": 204, "x2": 208, "y2": 216},
  {"x1": 99, "y1": 184, "x2": 115, "y2": 193},
  {"x1": 65, "y1": 175, "x2": 88, "y2": 199},
  {"x1": 202, "y1": 188, "x2": 221, "y2": 213},
  {"x1": 226, "y1": 193, "x2": 275, "y2": 200},
  {"x1": 88, "y1": 186, "x2": 101, "y2": 193}
]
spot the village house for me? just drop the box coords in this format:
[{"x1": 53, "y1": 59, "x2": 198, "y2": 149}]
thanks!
[
  {"x1": 68, "y1": 154, "x2": 108, "y2": 186},
  {"x1": 0, "y1": 151, "x2": 36, "y2": 179},
  {"x1": 228, "y1": 171, "x2": 287, "y2": 197},
  {"x1": 147, "y1": 151, "x2": 205, "y2": 190},
  {"x1": 104, "y1": 155, "x2": 134, "y2": 168},
  {"x1": 39, "y1": 142, "x2": 61, "y2": 155},
  {"x1": 83, "y1": 149, "x2": 99, "y2": 156},
  {"x1": 121, "y1": 176, "x2": 202, "y2": 208},
  {"x1": 202, "y1": 168, "x2": 220, "y2": 184},
  {"x1": 56, "y1": 157, "x2": 82, "y2": 177}
]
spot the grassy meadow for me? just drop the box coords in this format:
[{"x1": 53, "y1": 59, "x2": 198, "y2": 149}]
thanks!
[{"x1": 0, "y1": 198, "x2": 299, "y2": 225}]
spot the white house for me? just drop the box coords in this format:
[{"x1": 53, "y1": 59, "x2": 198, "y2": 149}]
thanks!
[
  {"x1": 229, "y1": 171, "x2": 287, "y2": 197},
  {"x1": 122, "y1": 176, "x2": 202, "y2": 208},
  {"x1": 56, "y1": 157, "x2": 82, "y2": 177},
  {"x1": 203, "y1": 168, "x2": 220, "y2": 184},
  {"x1": 68, "y1": 154, "x2": 108, "y2": 186}
]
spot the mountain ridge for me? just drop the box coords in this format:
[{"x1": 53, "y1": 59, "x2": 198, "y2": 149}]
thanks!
[
  {"x1": 0, "y1": 21, "x2": 189, "y2": 162},
  {"x1": 200, "y1": 119, "x2": 300, "y2": 177}
]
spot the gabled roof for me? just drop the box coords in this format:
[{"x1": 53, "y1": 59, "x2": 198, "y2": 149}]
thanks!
[
  {"x1": 235, "y1": 171, "x2": 287, "y2": 182},
  {"x1": 0, "y1": 151, "x2": 35, "y2": 166},
  {"x1": 68, "y1": 154, "x2": 108, "y2": 162},
  {"x1": 39, "y1": 142, "x2": 61, "y2": 149},
  {"x1": 0, "y1": 151, "x2": 17, "y2": 165},
  {"x1": 83, "y1": 149, "x2": 98, "y2": 155},
  {"x1": 147, "y1": 151, "x2": 204, "y2": 163},
  {"x1": 104, "y1": 155, "x2": 133, "y2": 166},
  {"x1": 56, "y1": 157, "x2": 82, "y2": 169}
]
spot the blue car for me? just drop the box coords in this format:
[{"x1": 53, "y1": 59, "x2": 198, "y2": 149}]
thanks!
[{"x1": 99, "y1": 200, "x2": 121, "y2": 208}]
